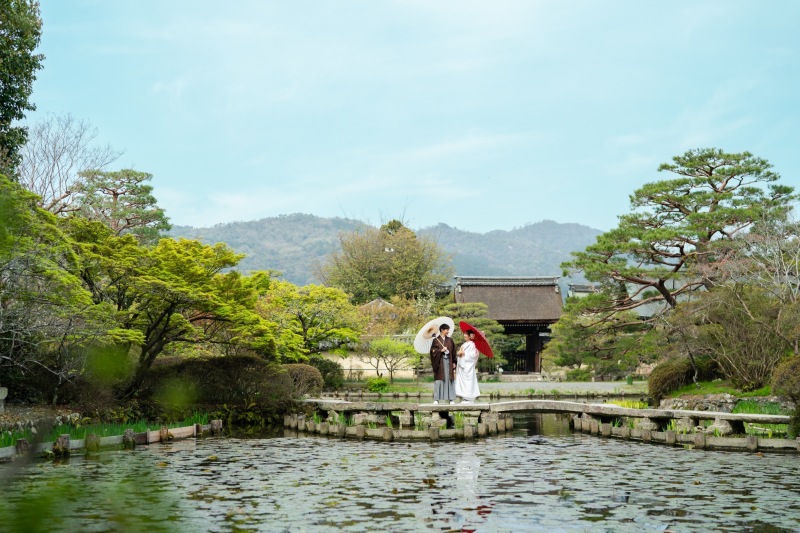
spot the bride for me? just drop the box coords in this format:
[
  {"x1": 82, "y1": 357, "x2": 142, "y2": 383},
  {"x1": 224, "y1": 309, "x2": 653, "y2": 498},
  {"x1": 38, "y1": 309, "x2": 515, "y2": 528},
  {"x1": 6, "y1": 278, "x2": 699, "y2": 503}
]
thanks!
[{"x1": 455, "y1": 329, "x2": 481, "y2": 403}]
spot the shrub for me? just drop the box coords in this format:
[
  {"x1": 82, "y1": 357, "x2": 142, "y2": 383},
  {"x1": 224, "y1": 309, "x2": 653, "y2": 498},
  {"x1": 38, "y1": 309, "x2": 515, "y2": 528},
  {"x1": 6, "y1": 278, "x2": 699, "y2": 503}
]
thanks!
[
  {"x1": 142, "y1": 354, "x2": 295, "y2": 419},
  {"x1": 307, "y1": 356, "x2": 345, "y2": 391},
  {"x1": 566, "y1": 368, "x2": 592, "y2": 382},
  {"x1": 771, "y1": 356, "x2": 800, "y2": 438},
  {"x1": 648, "y1": 356, "x2": 719, "y2": 404},
  {"x1": 283, "y1": 363, "x2": 324, "y2": 397},
  {"x1": 366, "y1": 376, "x2": 389, "y2": 392}
]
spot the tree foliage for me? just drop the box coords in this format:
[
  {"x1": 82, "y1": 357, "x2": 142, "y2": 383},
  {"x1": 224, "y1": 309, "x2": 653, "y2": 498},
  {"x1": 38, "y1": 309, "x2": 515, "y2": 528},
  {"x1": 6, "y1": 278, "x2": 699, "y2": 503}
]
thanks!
[
  {"x1": 0, "y1": 176, "x2": 118, "y2": 403},
  {"x1": 74, "y1": 169, "x2": 171, "y2": 244},
  {"x1": 318, "y1": 219, "x2": 453, "y2": 304},
  {"x1": 66, "y1": 219, "x2": 277, "y2": 393},
  {"x1": 257, "y1": 279, "x2": 364, "y2": 361},
  {"x1": 0, "y1": 0, "x2": 44, "y2": 177},
  {"x1": 556, "y1": 148, "x2": 796, "y2": 371},
  {"x1": 363, "y1": 337, "x2": 418, "y2": 382}
]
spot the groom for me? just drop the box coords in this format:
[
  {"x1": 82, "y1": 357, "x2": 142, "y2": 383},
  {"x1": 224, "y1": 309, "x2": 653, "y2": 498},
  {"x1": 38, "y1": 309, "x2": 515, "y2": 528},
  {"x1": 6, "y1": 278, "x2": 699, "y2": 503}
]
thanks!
[{"x1": 429, "y1": 323, "x2": 456, "y2": 404}]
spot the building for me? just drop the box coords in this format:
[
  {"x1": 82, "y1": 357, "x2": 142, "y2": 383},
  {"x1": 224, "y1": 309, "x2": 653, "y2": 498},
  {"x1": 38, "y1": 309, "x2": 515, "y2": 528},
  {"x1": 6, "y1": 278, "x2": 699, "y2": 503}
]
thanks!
[{"x1": 454, "y1": 276, "x2": 563, "y2": 373}]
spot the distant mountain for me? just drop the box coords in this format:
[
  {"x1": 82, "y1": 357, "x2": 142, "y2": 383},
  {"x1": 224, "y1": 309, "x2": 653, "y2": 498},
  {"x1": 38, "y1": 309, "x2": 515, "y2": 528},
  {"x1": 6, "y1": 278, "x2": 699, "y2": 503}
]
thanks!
[
  {"x1": 420, "y1": 221, "x2": 602, "y2": 278},
  {"x1": 168, "y1": 215, "x2": 602, "y2": 286}
]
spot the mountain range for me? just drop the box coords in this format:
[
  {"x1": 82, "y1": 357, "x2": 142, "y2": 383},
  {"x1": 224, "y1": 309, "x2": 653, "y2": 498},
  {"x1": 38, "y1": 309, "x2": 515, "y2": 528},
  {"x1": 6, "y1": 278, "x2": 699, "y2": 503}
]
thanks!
[{"x1": 168, "y1": 214, "x2": 603, "y2": 286}]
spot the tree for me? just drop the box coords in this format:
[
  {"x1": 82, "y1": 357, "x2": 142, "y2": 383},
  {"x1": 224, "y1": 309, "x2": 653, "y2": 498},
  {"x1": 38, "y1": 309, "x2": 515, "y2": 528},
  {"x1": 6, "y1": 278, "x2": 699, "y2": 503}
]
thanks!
[
  {"x1": 0, "y1": 176, "x2": 118, "y2": 403},
  {"x1": 712, "y1": 214, "x2": 800, "y2": 355},
  {"x1": 363, "y1": 337, "x2": 418, "y2": 382},
  {"x1": 317, "y1": 219, "x2": 453, "y2": 304},
  {"x1": 664, "y1": 284, "x2": 789, "y2": 391},
  {"x1": 558, "y1": 148, "x2": 796, "y2": 365},
  {"x1": 66, "y1": 219, "x2": 276, "y2": 394},
  {"x1": 19, "y1": 113, "x2": 122, "y2": 214},
  {"x1": 0, "y1": 0, "x2": 44, "y2": 177},
  {"x1": 359, "y1": 295, "x2": 420, "y2": 337},
  {"x1": 543, "y1": 293, "x2": 667, "y2": 378},
  {"x1": 74, "y1": 169, "x2": 171, "y2": 244},
  {"x1": 257, "y1": 280, "x2": 364, "y2": 361}
]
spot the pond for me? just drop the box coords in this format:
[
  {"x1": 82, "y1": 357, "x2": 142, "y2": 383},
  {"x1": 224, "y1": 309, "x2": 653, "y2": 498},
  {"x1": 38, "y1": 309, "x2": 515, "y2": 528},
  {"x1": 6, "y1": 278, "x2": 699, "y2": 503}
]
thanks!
[{"x1": 1, "y1": 414, "x2": 799, "y2": 532}]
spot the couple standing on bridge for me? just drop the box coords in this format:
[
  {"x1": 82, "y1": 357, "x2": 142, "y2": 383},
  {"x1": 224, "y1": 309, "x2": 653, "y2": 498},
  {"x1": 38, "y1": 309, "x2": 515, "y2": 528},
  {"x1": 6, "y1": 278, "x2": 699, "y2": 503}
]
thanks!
[{"x1": 429, "y1": 323, "x2": 482, "y2": 405}]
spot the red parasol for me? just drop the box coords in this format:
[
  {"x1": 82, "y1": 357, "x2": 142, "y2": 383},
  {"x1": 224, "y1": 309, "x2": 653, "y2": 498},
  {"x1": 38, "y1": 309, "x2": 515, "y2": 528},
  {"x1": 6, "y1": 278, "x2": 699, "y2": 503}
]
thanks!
[{"x1": 458, "y1": 321, "x2": 494, "y2": 358}]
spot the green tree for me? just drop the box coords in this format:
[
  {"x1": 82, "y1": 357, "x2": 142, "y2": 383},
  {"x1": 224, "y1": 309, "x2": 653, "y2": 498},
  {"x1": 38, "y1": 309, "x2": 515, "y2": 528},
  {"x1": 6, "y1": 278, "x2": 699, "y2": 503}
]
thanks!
[
  {"x1": 67, "y1": 219, "x2": 276, "y2": 394},
  {"x1": 318, "y1": 219, "x2": 453, "y2": 304},
  {"x1": 0, "y1": 0, "x2": 44, "y2": 177},
  {"x1": 363, "y1": 337, "x2": 418, "y2": 382},
  {"x1": 542, "y1": 293, "x2": 661, "y2": 377},
  {"x1": 0, "y1": 176, "x2": 118, "y2": 403},
  {"x1": 664, "y1": 284, "x2": 788, "y2": 391},
  {"x1": 257, "y1": 280, "x2": 364, "y2": 361},
  {"x1": 558, "y1": 148, "x2": 796, "y2": 366},
  {"x1": 74, "y1": 169, "x2": 171, "y2": 244}
]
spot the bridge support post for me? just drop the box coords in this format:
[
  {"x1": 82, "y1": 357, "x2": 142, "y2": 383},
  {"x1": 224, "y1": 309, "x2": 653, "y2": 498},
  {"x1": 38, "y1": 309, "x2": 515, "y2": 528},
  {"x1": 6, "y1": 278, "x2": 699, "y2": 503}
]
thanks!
[
  {"x1": 665, "y1": 430, "x2": 676, "y2": 445},
  {"x1": 429, "y1": 427, "x2": 440, "y2": 441},
  {"x1": 746, "y1": 435, "x2": 758, "y2": 452},
  {"x1": 641, "y1": 429, "x2": 652, "y2": 442},
  {"x1": 590, "y1": 419, "x2": 599, "y2": 435},
  {"x1": 464, "y1": 425, "x2": 474, "y2": 439},
  {"x1": 693, "y1": 432, "x2": 706, "y2": 450},
  {"x1": 600, "y1": 423, "x2": 611, "y2": 437},
  {"x1": 620, "y1": 426, "x2": 631, "y2": 440},
  {"x1": 677, "y1": 417, "x2": 696, "y2": 433}
]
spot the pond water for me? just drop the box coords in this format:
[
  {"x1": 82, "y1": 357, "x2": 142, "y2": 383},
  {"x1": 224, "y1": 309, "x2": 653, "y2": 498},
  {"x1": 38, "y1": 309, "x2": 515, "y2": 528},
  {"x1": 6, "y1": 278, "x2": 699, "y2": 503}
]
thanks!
[{"x1": 2, "y1": 414, "x2": 799, "y2": 532}]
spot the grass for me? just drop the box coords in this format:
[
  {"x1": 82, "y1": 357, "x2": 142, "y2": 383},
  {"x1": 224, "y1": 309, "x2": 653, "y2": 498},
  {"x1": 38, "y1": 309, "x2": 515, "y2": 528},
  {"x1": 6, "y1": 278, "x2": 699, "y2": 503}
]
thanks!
[
  {"x1": 732, "y1": 400, "x2": 790, "y2": 437},
  {"x1": 606, "y1": 399, "x2": 649, "y2": 409},
  {"x1": 669, "y1": 380, "x2": 771, "y2": 398},
  {"x1": 0, "y1": 411, "x2": 211, "y2": 449}
]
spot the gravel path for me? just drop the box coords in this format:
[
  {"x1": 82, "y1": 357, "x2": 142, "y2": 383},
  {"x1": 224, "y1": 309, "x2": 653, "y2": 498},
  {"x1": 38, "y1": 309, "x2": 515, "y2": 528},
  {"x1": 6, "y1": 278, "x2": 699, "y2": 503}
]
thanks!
[{"x1": 479, "y1": 380, "x2": 647, "y2": 394}]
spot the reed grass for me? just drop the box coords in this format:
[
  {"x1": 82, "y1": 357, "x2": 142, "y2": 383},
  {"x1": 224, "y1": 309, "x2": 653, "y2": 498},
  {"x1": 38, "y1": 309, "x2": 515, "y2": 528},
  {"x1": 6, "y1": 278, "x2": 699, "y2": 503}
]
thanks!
[{"x1": 1, "y1": 411, "x2": 212, "y2": 449}]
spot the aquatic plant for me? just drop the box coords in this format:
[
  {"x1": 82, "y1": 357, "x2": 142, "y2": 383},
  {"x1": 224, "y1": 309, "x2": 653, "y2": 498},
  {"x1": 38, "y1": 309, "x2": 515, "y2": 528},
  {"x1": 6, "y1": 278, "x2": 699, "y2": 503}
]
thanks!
[
  {"x1": 607, "y1": 399, "x2": 649, "y2": 409},
  {"x1": 385, "y1": 415, "x2": 393, "y2": 428}
]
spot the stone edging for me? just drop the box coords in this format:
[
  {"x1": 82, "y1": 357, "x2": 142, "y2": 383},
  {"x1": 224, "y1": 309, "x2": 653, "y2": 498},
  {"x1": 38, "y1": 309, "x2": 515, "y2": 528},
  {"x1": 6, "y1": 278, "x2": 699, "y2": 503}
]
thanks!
[
  {"x1": 573, "y1": 414, "x2": 800, "y2": 452},
  {"x1": 0, "y1": 420, "x2": 224, "y2": 462}
]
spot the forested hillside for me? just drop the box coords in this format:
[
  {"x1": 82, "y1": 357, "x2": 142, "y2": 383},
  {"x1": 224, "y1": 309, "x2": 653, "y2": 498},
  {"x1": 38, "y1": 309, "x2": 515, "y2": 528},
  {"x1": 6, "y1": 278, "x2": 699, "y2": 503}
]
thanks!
[{"x1": 169, "y1": 215, "x2": 602, "y2": 285}]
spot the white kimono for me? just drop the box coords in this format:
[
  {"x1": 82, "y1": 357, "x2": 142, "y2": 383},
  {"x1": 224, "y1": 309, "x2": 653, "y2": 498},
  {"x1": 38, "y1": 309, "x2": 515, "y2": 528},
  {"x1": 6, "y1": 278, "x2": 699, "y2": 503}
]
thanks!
[{"x1": 455, "y1": 340, "x2": 481, "y2": 402}]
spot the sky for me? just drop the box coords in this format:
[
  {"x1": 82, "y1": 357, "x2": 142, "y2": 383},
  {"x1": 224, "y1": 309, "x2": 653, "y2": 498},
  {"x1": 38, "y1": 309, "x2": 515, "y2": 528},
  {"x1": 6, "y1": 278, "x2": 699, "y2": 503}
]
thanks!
[{"x1": 26, "y1": 1, "x2": 800, "y2": 233}]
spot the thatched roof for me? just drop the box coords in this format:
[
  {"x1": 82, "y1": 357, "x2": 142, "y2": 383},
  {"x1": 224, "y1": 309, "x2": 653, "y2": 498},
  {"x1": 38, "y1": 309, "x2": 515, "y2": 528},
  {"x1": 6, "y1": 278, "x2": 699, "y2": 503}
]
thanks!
[{"x1": 454, "y1": 276, "x2": 562, "y2": 324}]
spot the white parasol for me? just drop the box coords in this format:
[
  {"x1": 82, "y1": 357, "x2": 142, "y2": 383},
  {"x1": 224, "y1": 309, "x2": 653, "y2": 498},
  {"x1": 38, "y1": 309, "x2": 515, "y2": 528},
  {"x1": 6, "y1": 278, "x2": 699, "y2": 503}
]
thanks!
[{"x1": 413, "y1": 316, "x2": 455, "y2": 354}]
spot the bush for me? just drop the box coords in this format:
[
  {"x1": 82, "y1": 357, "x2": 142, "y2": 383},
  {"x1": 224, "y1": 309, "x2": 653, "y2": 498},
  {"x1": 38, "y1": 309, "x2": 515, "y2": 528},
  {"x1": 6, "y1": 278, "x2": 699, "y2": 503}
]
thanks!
[
  {"x1": 366, "y1": 376, "x2": 389, "y2": 393},
  {"x1": 307, "y1": 356, "x2": 345, "y2": 391},
  {"x1": 142, "y1": 355, "x2": 295, "y2": 418},
  {"x1": 772, "y1": 356, "x2": 800, "y2": 438},
  {"x1": 283, "y1": 363, "x2": 324, "y2": 397},
  {"x1": 566, "y1": 368, "x2": 592, "y2": 382},
  {"x1": 648, "y1": 356, "x2": 719, "y2": 404}
]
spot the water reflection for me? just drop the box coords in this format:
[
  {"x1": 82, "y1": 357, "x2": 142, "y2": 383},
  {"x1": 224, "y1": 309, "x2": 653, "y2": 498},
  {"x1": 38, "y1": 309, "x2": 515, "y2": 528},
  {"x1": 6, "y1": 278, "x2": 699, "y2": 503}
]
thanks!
[{"x1": 1, "y1": 414, "x2": 799, "y2": 532}]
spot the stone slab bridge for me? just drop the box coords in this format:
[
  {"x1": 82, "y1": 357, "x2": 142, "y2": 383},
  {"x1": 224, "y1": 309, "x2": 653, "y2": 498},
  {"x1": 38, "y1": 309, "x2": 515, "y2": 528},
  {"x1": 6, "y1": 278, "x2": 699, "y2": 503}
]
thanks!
[{"x1": 297, "y1": 399, "x2": 799, "y2": 452}]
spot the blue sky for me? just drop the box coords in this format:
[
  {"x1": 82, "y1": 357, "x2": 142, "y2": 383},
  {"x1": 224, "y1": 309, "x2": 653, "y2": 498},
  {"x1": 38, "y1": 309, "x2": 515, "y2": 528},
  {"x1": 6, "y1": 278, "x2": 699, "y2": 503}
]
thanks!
[{"x1": 27, "y1": 1, "x2": 800, "y2": 232}]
